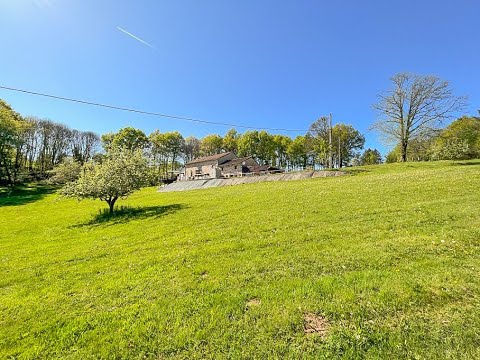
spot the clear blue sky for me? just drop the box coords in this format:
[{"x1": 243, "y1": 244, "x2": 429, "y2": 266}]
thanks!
[{"x1": 1, "y1": 0, "x2": 479, "y2": 153}]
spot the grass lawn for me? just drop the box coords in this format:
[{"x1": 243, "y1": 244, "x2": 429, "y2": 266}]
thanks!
[{"x1": 1, "y1": 161, "x2": 480, "y2": 359}]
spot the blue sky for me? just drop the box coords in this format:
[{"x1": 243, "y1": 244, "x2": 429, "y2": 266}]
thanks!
[{"x1": 1, "y1": 0, "x2": 479, "y2": 153}]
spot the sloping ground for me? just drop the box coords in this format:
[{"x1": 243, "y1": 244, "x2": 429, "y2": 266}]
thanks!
[
  {"x1": 1, "y1": 161, "x2": 480, "y2": 359},
  {"x1": 159, "y1": 170, "x2": 346, "y2": 192}
]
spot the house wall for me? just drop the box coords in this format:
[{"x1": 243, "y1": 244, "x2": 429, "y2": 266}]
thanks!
[
  {"x1": 185, "y1": 153, "x2": 236, "y2": 179},
  {"x1": 222, "y1": 158, "x2": 258, "y2": 176},
  {"x1": 185, "y1": 164, "x2": 216, "y2": 179}
]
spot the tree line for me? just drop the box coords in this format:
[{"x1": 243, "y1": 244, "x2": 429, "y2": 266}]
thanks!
[
  {"x1": 100, "y1": 119, "x2": 366, "y2": 179},
  {"x1": 3, "y1": 71, "x2": 477, "y2": 189},
  {"x1": 0, "y1": 100, "x2": 100, "y2": 187},
  {"x1": 1, "y1": 98, "x2": 370, "y2": 187},
  {"x1": 384, "y1": 115, "x2": 480, "y2": 162}
]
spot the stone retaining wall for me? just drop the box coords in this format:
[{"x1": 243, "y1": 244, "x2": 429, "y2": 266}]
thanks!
[{"x1": 158, "y1": 171, "x2": 346, "y2": 193}]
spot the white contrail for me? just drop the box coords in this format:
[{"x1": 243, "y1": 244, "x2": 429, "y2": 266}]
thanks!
[{"x1": 117, "y1": 27, "x2": 155, "y2": 49}]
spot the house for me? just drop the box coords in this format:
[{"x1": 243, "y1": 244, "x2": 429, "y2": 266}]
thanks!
[
  {"x1": 183, "y1": 152, "x2": 237, "y2": 180},
  {"x1": 220, "y1": 156, "x2": 258, "y2": 177},
  {"x1": 181, "y1": 152, "x2": 284, "y2": 181}
]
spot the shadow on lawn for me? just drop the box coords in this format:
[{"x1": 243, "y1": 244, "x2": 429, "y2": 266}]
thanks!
[
  {"x1": 450, "y1": 160, "x2": 480, "y2": 166},
  {"x1": 74, "y1": 204, "x2": 186, "y2": 227},
  {"x1": 0, "y1": 184, "x2": 57, "y2": 207},
  {"x1": 343, "y1": 168, "x2": 370, "y2": 175}
]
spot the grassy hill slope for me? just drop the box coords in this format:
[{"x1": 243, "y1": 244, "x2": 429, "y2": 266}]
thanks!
[{"x1": 1, "y1": 161, "x2": 480, "y2": 359}]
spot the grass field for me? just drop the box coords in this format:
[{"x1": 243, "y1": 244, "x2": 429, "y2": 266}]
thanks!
[{"x1": 1, "y1": 161, "x2": 480, "y2": 359}]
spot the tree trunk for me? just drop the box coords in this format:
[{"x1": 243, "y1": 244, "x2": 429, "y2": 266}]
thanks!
[
  {"x1": 106, "y1": 196, "x2": 118, "y2": 214},
  {"x1": 401, "y1": 141, "x2": 408, "y2": 162}
]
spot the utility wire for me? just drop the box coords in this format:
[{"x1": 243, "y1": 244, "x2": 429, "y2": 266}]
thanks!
[{"x1": 0, "y1": 85, "x2": 309, "y2": 133}]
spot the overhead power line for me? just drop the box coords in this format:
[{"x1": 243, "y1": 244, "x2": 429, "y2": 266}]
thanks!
[{"x1": 0, "y1": 85, "x2": 309, "y2": 133}]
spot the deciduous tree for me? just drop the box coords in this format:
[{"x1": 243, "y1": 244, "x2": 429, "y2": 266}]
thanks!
[
  {"x1": 200, "y1": 134, "x2": 223, "y2": 156},
  {"x1": 372, "y1": 73, "x2": 466, "y2": 162},
  {"x1": 360, "y1": 148, "x2": 382, "y2": 165},
  {"x1": 62, "y1": 149, "x2": 148, "y2": 213},
  {"x1": 332, "y1": 124, "x2": 365, "y2": 168},
  {"x1": 183, "y1": 136, "x2": 201, "y2": 163},
  {"x1": 434, "y1": 116, "x2": 480, "y2": 159},
  {"x1": 223, "y1": 129, "x2": 239, "y2": 154},
  {"x1": 102, "y1": 127, "x2": 148, "y2": 151},
  {"x1": 0, "y1": 100, "x2": 25, "y2": 186}
]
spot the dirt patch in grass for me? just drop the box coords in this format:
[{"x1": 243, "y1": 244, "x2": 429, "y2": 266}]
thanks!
[
  {"x1": 304, "y1": 313, "x2": 329, "y2": 337},
  {"x1": 245, "y1": 298, "x2": 261, "y2": 309}
]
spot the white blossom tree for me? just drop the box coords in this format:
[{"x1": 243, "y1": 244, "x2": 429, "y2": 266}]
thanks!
[{"x1": 62, "y1": 149, "x2": 148, "y2": 213}]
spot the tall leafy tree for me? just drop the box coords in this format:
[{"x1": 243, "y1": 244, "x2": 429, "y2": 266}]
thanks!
[
  {"x1": 183, "y1": 136, "x2": 201, "y2": 163},
  {"x1": 237, "y1": 131, "x2": 260, "y2": 159},
  {"x1": 332, "y1": 124, "x2": 365, "y2": 168},
  {"x1": 102, "y1": 127, "x2": 148, "y2": 151},
  {"x1": 433, "y1": 116, "x2": 480, "y2": 159},
  {"x1": 307, "y1": 116, "x2": 332, "y2": 168},
  {"x1": 361, "y1": 148, "x2": 383, "y2": 165},
  {"x1": 200, "y1": 134, "x2": 223, "y2": 156},
  {"x1": 223, "y1": 129, "x2": 239, "y2": 154},
  {"x1": 272, "y1": 135, "x2": 292, "y2": 168},
  {"x1": 287, "y1": 136, "x2": 308, "y2": 170},
  {"x1": 257, "y1": 130, "x2": 275, "y2": 165},
  {"x1": 0, "y1": 100, "x2": 25, "y2": 186},
  {"x1": 149, "y1": 130, "x2": 169, "y2": 175},
  {"x1": 163, "y1": 131, "x2": 184, "y2": 172}
]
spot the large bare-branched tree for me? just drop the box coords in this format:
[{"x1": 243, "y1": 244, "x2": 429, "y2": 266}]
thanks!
[{"x1": 372, "y1": 73, "x2": 466, "y2": 162}]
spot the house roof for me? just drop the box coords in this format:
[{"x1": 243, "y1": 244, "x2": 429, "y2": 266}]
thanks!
[
  {"x1": 185, "y1": 152, "x2": 233, "y2": 166},
  {"x1": 220, "y1": 156, "x2": 255, "y2": 167}
]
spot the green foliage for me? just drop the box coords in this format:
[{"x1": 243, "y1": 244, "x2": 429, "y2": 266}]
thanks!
[
  {"x1": 272, "y1": 134, "x2": 292, "y2": 168},
  {"x1": 332, "y1": 124, "x2": 365, "y2": 167},
  {"x1": 148, "y1": 130, "x2": 185, "y2": 177},
  {"x1": 257, "y1": 130, "x2": 275, "y2": 165},
  {"x1": 237, "y1": 130, "x2": 259, "y2": 159},
  {"x1": 432, "y1": 139, "x2": 470, "y2": 161},
  {"x1": 62, "y1": 149, "x2": 148, "y2": 213},
  {"x1": 182, "y1": 136, "x2": 201, "y2": 163},
  {"x1": 200, "y1": 134, "x2": 223, "y2": 156},
  {"x1": 307, "y1": 117, "x2": 331, "y2": 167},
  {"x1": 102, "y1": 127, "x2": 148, "y2": 151},
  {"x1": 0, "y1": 99, "x2": 26, "y2": 186},
  {"x1": 287, "y1": 135, "x2": 308, "y2": 169},
  {"x1": 385, "y1": 149, "x2": 400, "y2": 163},
  {"x1": 223, "y1": 129, "x2": 239, "y2": 153},
  {"x1": 307, "y1": 117, "x2": 365, "y2": 168},
  {"x1": 360, "y1": 148, "x2": 382, "y2": 165},
  {"x1": 386, "y1": 136, "x2": 436, "y2": 163},
  {"x1": 433, "y1": 116, "x2": 480, "y2": 159},
  {"x1": 385, "y1": 116, "x2": 480, "y2": 163},
  {"x1": 1, "y1": 161, "x2": 480, "y2": 358},
  {"x1": 47, "y1": 158, "x2": 82, "y2": 184}
]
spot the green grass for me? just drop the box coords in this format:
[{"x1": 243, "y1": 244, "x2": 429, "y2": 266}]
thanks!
[{"x1": 1, "y1": 161, "x2": 480, "y2": 359}]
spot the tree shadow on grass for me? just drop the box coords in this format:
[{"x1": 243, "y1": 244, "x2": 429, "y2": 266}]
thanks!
[
  {"x1": 72, "y1": 204, "x2": 186, "y2": 227},
  {"x1": 0, "y1": 184, "x2": 57, "y2": 207},
  {"x1": 449, "y1": 160, "x2": 480, "y2": 166},
  {"x1": 342, "y1": 168, "x2": 370, "y2": 175}
]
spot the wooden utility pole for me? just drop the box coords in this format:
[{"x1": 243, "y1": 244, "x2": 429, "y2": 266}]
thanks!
[
  {"x1": 338, "y1": 135, "x2": 342, "y2": 168},
  {"x1": 328, "y1": 113, "x2": 333, "y2": 168}
]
